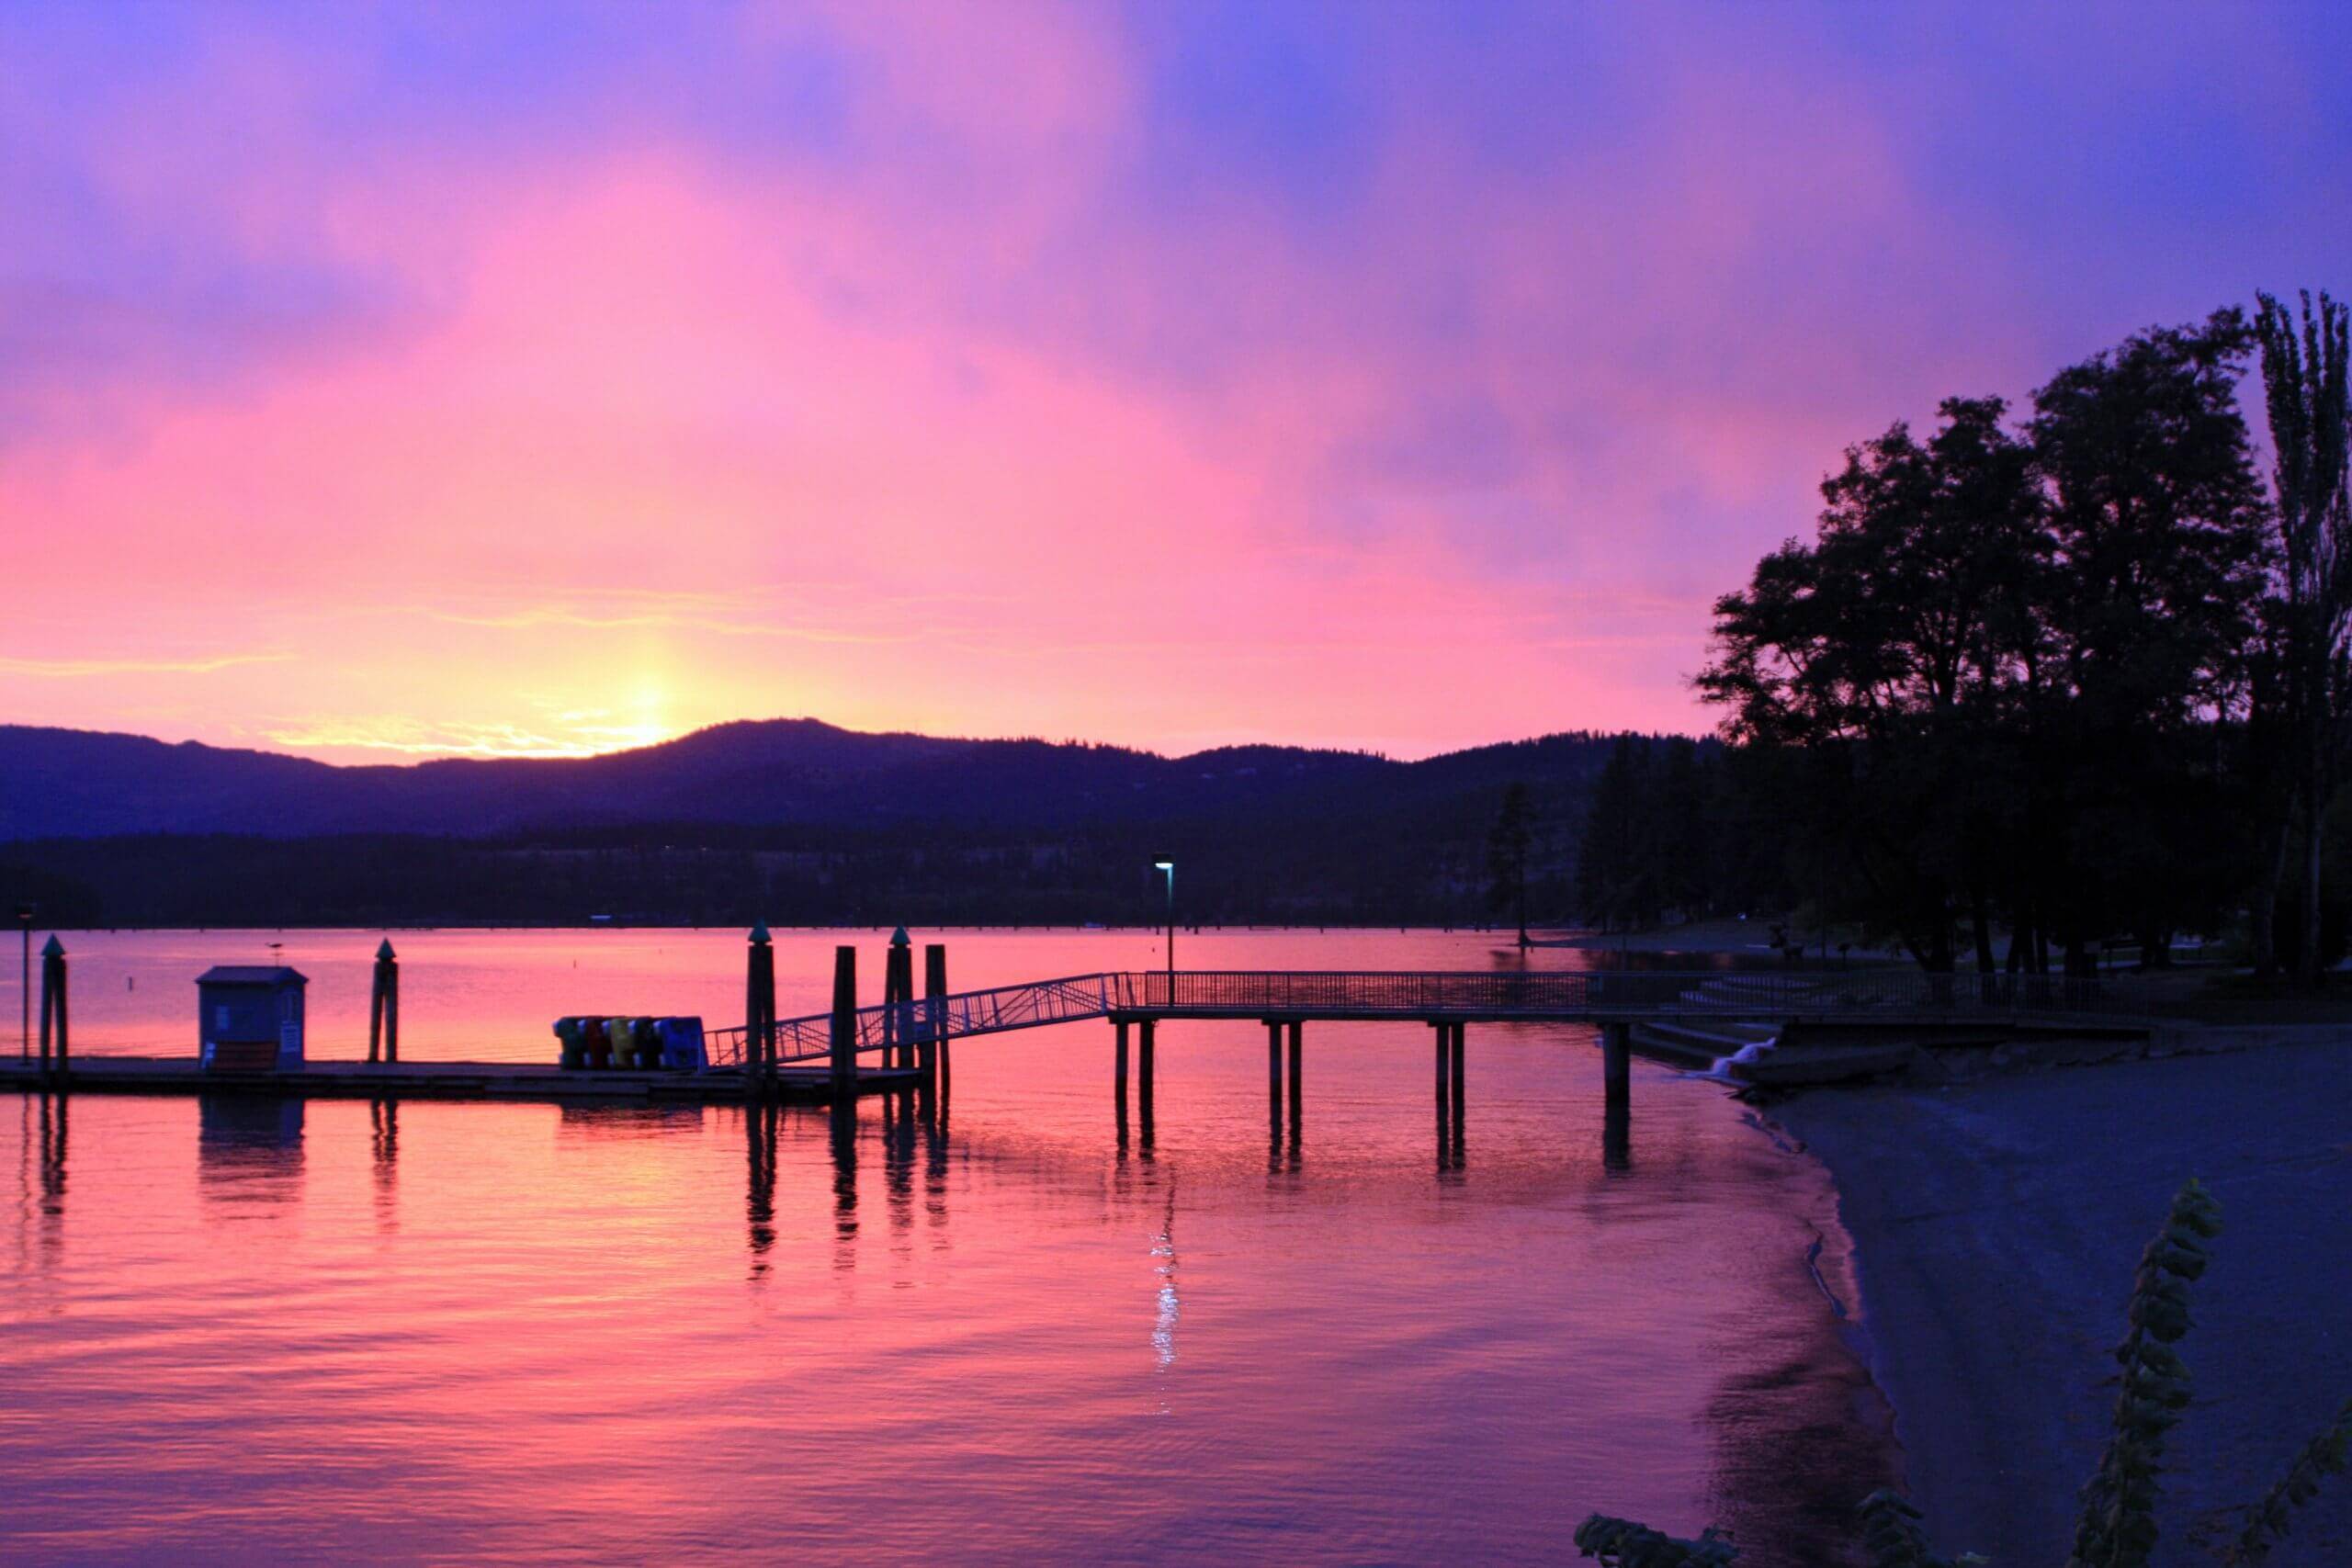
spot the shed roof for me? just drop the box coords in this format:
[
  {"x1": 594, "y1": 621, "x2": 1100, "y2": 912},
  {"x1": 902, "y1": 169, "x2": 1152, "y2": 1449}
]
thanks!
[{"x1": 195, "y1": 966, "x2": 309, "y2": 987}]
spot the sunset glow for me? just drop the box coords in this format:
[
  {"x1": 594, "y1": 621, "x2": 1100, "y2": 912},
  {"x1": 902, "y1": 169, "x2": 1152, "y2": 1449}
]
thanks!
[{"x1": 4, "y1": 3, "x2": 2347, "y2": 760}]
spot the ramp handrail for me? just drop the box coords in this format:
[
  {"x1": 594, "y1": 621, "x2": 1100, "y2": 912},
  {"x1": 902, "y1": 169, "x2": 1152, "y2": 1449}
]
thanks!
[
  {"x1": 704, "y1": 972, "x2": 1121, "y2": 1069},
  {"x1": 701, "y1": 967, "x2": 2137, "y2": 1071}
]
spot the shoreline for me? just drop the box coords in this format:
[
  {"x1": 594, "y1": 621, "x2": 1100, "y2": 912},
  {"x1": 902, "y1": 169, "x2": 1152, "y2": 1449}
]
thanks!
[{"x1": 1773, "y1": 1038, "x2": 2352, "y2": 1562}]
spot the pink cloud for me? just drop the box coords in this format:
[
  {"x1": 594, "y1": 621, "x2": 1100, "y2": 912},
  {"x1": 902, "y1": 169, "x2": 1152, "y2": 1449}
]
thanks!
[{"x1": 4, "y1": 4, "x2": 2336, "y2": 761}]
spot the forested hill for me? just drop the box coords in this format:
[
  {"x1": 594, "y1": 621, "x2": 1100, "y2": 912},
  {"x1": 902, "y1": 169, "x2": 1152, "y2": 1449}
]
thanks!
[
  {"x1": 0, "y1": 720, "x2": 1692, "y2": 927},
  {"x1": 1, "y1": 720, "x2": 1641, "y2": 840}
]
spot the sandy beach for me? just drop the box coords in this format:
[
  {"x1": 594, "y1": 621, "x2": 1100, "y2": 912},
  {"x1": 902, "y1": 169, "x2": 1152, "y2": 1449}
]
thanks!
[{"x1": 1776, "y1": 1037, "x2": 2352, "y2": 1563}]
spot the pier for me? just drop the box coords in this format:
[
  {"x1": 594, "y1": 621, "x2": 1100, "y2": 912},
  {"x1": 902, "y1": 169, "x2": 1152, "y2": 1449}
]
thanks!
[
  {"x1": 0, "y1": 1055, "x2": 930, "y2": 1103},
  {"x1": 3, "y1": 950, "x2": 2158, "y2": 1126}
]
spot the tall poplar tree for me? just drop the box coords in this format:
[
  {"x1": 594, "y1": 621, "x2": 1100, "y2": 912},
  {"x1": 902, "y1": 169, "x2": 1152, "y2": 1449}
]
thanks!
[{"x1": 2253, "y1": 290, "x2": 2352, "y2": 984}]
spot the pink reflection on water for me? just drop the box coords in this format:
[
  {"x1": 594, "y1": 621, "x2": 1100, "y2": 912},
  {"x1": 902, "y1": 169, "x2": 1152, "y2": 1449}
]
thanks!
[{"x1": 0, "y1": 931, "x2": 1888, "y2": 1564}]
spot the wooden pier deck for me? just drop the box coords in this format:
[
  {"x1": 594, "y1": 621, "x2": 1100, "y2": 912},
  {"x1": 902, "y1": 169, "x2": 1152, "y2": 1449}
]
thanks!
[
  {"x1": 0, "y1": 966, "x2": 2162, "y2": 1110},
  {"x1": 0, "y1": 1055, "x2": 925, "y2": 1104}
]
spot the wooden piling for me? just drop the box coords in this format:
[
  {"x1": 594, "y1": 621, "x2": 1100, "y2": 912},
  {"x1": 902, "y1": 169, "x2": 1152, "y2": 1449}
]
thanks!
[
  {"x1": 38, "y1": 935, "x2": 65, "y2": 1084},
  {"x1": 1266, "y1": 1020, "x2": 1282, "y2": 1111},
  {"x1": 924, "y1": 943, "x2": 949, "y2": 1090},
  {"x1": 1138, "y1": 1020, "x2": 1157, "y2": 1166},
  {"x1": 1433, "y1": 1022, "x2": 1448, "y2": 1113},
  {"x1": 1115, "y1": 1019, "x2": 1131, "y2": 1113},
  {"x1": 1602, "y1": 1022, "x2": 1630, "y2": 1109},
  {"x1": 745, "y1": 923, "x2": 776, "y2": 1087},
  {"x1": 1138, "y1": 1017, "x2": 1156, "y2": 1124},
  {"x1": 1603, "y1": 1096, "x2": 1630, "y2": 1170},
  {"x1": 1432, "y1": 1021, "x2": 1453, "y2": 1170},
  {"x1": 1439, "y1": 1029, "x2": 1458, "y2": 1166},
  {"x1": 883, "y1": 930, "x2": 914, "y2": 1071},
  {"x1": 38, "y1": 942, "x2": 55, "y2": 1080},
  {"x1": 1286, "y1": 1020, "x2": 1303, "y2": 1126},
  {"x1": 369, "y1": 940, "x2": 400, "y2": 1064},
  {"x1": 830, "y1": 944, "x2": 858, "y2": 1099}
]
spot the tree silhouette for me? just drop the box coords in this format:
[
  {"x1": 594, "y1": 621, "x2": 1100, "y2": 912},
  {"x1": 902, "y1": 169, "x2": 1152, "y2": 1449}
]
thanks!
[
  {"x1": 1700, "y1": 311, "x2": 2271, "y2": 973},
  {"x1": 1486, "y1": 782, "x2": 1537, "y2": 944},
  {"x1": 2253, "y1": 289, "x2": 2352, "y2": 985}
]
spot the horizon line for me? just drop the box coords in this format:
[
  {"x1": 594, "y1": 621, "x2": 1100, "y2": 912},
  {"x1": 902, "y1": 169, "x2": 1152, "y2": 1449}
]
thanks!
[{"x1": 0, "y1": 714, "x2": 1721, "y2": 770}]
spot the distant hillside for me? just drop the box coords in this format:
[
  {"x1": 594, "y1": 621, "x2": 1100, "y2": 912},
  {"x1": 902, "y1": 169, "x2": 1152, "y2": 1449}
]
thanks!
[
  {"x1": 0, "y1": 719, "x2": 1651, "y2": 840},
  {"x1": 0, "y1": 720, "x2": 1395, "y2": 839},
  {"x1": 0, "y1": 719, "x2": 1699, "y2": 925}
]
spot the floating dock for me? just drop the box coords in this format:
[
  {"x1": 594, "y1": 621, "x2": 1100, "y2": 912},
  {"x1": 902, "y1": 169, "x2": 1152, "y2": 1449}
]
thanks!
[{"x1": 0, "y1": 1056, "x2": 925, "y2": 1104}]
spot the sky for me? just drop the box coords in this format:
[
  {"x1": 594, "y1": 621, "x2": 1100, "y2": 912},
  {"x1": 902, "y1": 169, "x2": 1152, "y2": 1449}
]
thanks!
[{"x1": 2, "y1": 2, "x2": 2348, "y2": 763}]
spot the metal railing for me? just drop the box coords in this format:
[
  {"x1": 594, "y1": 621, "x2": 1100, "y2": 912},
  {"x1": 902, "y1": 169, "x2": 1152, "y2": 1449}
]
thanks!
[
  {"x1": 699, "y1": 967, "x2": 2143, "y2": 1071},
  {"x1": 1110, "y1": 967, "x2": 2132, "y2": 1018},
  {"x1": 704, "y1": 972, "x2": 1122, "y2": 1069}
]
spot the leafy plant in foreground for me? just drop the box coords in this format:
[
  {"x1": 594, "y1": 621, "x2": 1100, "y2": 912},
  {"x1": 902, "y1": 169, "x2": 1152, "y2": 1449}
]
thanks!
[
  {"x1": 1570, "y1": 1515, "x2": 1738, "y2": 1566},
  {"x1": 2067, "y1": 1178, "x2": 2222, "y2": 1567},
  {"x1": 2227, "y1": 1396, "x2": 2352, "y2": 1566},
  {"x1": 1858, "y1": 1488, "x2": 1983, "y2": 1567}
]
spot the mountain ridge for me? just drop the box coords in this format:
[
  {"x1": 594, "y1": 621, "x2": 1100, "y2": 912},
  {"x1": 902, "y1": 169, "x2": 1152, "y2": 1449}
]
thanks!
[{"x1": 0, "y1": 717, "x2": 1667, "y2": 841}]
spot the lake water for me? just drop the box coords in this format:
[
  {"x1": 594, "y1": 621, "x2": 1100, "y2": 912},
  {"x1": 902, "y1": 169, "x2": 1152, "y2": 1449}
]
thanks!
[{"x1": 0, "y1": 928, "x2": 1893, "y2": 1564}]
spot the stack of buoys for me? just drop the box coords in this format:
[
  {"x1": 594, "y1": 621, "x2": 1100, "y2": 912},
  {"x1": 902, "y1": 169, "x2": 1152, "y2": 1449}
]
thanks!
[
  {"x1": 657, "y1": 1016, "x2": 707, "y2": 1071},
  {"x1": 552, "y1": 1015, "x2": 707, "y2": 1071}
]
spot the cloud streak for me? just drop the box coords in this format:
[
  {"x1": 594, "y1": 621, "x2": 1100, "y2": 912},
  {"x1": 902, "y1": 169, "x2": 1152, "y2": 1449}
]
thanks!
[{"x1": 0, "y1": 653, "x2": 293, "y2": 679}]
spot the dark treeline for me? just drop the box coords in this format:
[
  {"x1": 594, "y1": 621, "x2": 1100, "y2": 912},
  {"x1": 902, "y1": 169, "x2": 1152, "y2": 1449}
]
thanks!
[
  {"x1": 1569, "y1": 737, "x2": 1780, "y2": 931},
  {"x1": 1660, "y1": 294, "x2": 2352, "y2": 976},
  {"x1": 0, "y1": 732, "x2": 1624, "y2": 929},
  {"x1": 0, "y1": 818, "x2": 1551, "y2": 931}
]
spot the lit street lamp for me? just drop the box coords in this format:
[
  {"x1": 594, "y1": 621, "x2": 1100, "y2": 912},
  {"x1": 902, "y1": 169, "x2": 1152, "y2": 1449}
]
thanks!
[{"x1": 1153, "y1": 861, "x2": 1175, "y2": 984}]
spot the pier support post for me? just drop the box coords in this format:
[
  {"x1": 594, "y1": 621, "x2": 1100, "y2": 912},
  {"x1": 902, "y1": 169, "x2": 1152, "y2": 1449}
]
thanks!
[
  {"x1": 924, "y1": 944, "x2": 949, "y2": 1091},
  {"x1": 1266, "y1": 1020, "x2": 1283, "y2": 1120},
  {"x1": 1433, "y1": 1022, "x2": 1449, "y2": 1113},
  {"x1": 1115, "y1": 1019, "x2": 1131, "y2": 1119},
  {"x1": 1439, "y1": 1020, "x2": 1458, "y2": 1166},
  {"x1": 38, "y1": 936, "x2": 66, "y2": 1086},
  {"x1": 884, "y1": 929, "x2": 914, "y2": 1071},
  {"x1": 1601, "y1": 1023, "x2": 1631, "y2": 1168},
  {"x1": 830, "y1": 944, "x2": 858, "y2": 1100},
  {"x1": 369, "y1": 940, "x2": 400, "y2": 1064},
  {"x1": 744, "y1": 923, "x2": 778, "y2": 1089},
  {"x1": 1138, "y1": 1018, "x2": 1157, "y2": 1147},
  {"x1": 1432, "y1": 1021, "x2": 1455, "y2": 1170},
  {"x1": 1286, "y1": 1020, "x2": 1303, "y2": 1128}
]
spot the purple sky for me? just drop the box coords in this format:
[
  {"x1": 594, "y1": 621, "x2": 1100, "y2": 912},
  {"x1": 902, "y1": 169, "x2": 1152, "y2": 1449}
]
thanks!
[{"x1": 2, "y1": 2, "x2": 2346, "y2": 760}]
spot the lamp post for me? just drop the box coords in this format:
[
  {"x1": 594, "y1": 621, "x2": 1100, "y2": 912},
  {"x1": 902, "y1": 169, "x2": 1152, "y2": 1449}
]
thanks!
[
  {"x1": 15, "y1": 904, "x2": 32, "y2": 1061},
  {"x1": 1153, "y1": 861, "x2": 1175, "y2": 987}
]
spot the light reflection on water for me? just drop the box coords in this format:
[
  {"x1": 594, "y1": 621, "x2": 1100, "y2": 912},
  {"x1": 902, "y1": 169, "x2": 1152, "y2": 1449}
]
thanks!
[{"x1": 0, "y1": 929, "x2": 1890, "y2": 1564}]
